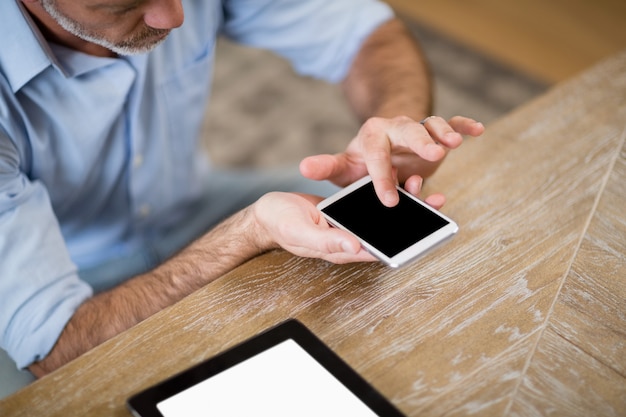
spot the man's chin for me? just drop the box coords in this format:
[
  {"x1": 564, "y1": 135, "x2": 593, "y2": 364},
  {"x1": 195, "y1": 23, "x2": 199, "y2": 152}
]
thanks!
[
  {"x1": 110, "y1": 37, "x2": 168, "y2": 56},
  {"x1": 100, "y1": 35, "x2": 167, "y2": 56}
]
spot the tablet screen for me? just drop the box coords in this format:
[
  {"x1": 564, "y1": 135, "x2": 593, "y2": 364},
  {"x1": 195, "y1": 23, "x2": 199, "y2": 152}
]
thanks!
[
  {"x1": 157, "y1": 339, "x2": 377, "y2": 416},
  {"x1": 127, "y1": 320, "x2": 404, "y2": 417}
]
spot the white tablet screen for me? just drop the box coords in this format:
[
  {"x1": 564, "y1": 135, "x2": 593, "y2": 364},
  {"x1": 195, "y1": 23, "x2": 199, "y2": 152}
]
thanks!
[{"x1": 156, "y1": 339, "x2": 377, "y2": 417}]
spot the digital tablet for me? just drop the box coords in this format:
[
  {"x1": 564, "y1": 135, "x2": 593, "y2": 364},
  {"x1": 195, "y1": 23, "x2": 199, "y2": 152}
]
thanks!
[
  {"x1": 317, "y1": 175, "x2": 458, "y2": 268},
  {"x1": 127, "y1": 319, "x2": 404, "y2": 417}
]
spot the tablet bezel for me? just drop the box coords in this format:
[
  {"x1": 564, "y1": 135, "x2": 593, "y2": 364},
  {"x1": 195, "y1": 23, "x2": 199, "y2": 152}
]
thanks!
[{"x1": 127, "y1": 319, "x2": 404, "y2": 417}]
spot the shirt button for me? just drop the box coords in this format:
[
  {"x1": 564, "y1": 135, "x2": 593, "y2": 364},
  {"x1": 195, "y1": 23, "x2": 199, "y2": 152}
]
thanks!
[
  {"x1": 133, "y1": 154, "x2": 144, "y2": 168},
  {"x1": 138, "y1": 204, "x2": 151, "y2": 218}
]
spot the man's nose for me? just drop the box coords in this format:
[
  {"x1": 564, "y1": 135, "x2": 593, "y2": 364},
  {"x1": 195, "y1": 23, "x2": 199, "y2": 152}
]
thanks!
[{"x1": 144, "y1": 0, "x2": 184, "y2": 30}]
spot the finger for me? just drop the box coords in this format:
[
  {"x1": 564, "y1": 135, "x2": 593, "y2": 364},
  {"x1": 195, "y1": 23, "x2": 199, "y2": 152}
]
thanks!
[
  {"x1": 324, "y1": 249, "x2": 378, "y2": 264},
  {"x1": 299, "y1": 154, "x2": 338, "y2": 181},
  {"x1": 420, "y1": 116, "x2": 464, "y2": 149},
  {"x1": 320, "y1": 229, "x2": 361, "y2": 255},
  {"x1": 403, "y1": 176, "x2": 445, "y2": 210},
  {"x1": 352, "y1": 118, "x2": 400, "y2": 206},
  {"x1": 448, "y1": 116, "x2": 485, "y2": 137},
  {"x1": 361, "y1": 137, "x2": 399, "y2": 207},
  {"x1": 386, "y1": 116, "x2": 446, "y2": 161},
  {"x1": 299, "y1": 154, "x2": 365, "y2": 186},
  {"x1": 289, "y1": 227, "x2": 368, "y2": 261},
  {"x1": 363, "y1": 117, "x2": 448, "y2": 206},
  {"x1": 424, "y1": 193, "x2": 446, "y2": 210},
  {"x1": 275, "y1": 204, "x2": 358, "y2": 255},
  {"x1": 309, "y1": 228, "x2": 376, "y2": 263},
  {"x1": 403, "y1": 175, "x2": 424, "y2": 197}
]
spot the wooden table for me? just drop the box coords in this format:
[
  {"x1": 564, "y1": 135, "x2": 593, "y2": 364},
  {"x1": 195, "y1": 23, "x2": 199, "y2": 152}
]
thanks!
[{"x1": 2, "y1": 50, "x2": 625, "y2": 417}]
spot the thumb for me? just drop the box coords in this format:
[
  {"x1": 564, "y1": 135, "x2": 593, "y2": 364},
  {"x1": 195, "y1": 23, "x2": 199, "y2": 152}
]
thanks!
[
  {"x1": 300, "y1": 153, "x2": 364, "y2": 186},
  {"x1": 299, "y1": 154, "x2": 339, "y2": 180}
]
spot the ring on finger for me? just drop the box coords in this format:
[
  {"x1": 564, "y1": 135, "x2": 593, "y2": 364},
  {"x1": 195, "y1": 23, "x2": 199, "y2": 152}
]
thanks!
[{"x1": 419, "y1": 116, "x2": 437, "y2": 125}]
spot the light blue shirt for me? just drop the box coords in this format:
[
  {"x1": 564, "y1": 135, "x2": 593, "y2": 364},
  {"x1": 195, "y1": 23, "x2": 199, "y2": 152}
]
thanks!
[{"x1": 0, "y1": 0, "x2": 393, "y2": 368}]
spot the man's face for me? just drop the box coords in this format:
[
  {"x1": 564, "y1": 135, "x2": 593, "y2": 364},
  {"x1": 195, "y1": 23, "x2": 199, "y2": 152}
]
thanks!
[{"x1": 39, "y1": 0, "x2": 184, "y2": 55}]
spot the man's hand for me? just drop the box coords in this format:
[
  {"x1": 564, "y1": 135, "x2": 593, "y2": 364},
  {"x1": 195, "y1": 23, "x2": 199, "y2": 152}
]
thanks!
[
  {"x1": 252, "y1": 192, "x2": 374, "y2": 264},
  {"x1": 251, "y1": 185, "x2": 447, "y2": 264},
  {"x1": 299, "y1": 115, "x2": 484, "y2": 207},
  {"x1": 300, "y1": 17, "x2": 485, "y2": 207}
]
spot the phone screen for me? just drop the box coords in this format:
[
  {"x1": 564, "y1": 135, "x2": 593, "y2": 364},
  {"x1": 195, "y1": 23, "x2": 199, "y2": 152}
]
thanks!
[{"x1": 320, "y1": 181, "x2": 450, "y2": 258}]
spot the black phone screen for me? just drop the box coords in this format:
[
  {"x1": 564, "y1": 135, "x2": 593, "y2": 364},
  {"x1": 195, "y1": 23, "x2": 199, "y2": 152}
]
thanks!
[{"x1": 320, "y1": 182, "x2": 449, "y2": 258}]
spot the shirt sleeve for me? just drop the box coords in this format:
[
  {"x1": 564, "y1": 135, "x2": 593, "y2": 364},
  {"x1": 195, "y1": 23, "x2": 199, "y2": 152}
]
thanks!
[
  {"x1": 221, "y1": 0, "x2": 395, "y2": 83},
  {"x1": 0, "y1": 124, "x2": 92, "y2": 369}
]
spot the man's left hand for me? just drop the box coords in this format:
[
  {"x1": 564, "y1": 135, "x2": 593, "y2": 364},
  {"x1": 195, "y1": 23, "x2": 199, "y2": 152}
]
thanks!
[{"x1": 299, "y1": 115, "x2": 484, "y2": 207}]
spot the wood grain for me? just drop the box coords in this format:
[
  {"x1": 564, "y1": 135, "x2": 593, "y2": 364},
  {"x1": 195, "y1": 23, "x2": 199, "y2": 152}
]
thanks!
[
  {"x1": 1, "y1": 51, "x2": 625, "y2": 417},
  {"x1": 508, "y1": 136, "x2": 626, "y2": 416}
]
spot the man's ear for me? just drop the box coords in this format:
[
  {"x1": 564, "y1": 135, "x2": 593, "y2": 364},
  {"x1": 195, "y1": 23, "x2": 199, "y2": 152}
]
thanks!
[{"x1": 21, "y1": 0, "x2": 40, "y2": 4}]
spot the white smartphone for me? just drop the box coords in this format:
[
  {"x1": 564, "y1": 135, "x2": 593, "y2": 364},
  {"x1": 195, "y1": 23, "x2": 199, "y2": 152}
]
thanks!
[{"x1": 317, "y1": 176, "x2": 458, "y2": 268}]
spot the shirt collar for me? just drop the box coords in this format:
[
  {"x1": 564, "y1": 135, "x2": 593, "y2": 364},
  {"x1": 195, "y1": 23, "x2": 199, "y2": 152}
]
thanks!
[
  {"x1": 1, "y1": 1, "x2": 146, "y2": 89},
  {"x1": 0, "y1": 0, "x2": 67, "y2": 93}
]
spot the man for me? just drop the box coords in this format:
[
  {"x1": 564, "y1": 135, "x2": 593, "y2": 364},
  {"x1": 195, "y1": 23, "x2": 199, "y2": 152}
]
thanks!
[{"x1": 0, "y1": 0, "x2": 484, "y2": 391}]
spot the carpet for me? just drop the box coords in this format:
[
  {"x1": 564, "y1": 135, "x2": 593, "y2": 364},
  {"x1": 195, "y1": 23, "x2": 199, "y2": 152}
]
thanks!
[{"x1": 202, "y1": 18, "x2": 548, "y2": 169}]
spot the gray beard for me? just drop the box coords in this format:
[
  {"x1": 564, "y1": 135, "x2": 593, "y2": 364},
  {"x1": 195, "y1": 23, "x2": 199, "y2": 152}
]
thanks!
[{"x1": 40, "y1": 1, "x2": 169, "y2": 56}]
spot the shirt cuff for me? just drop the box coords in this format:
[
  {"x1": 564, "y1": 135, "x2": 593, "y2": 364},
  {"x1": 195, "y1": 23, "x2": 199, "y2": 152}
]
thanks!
[{"x1": 2, "y1": 273, "x2": 92, "y2": 369}]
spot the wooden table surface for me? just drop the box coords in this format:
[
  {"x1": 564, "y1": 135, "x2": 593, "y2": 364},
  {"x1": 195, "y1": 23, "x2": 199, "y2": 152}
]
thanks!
[{"x1": 2, "y1": 50, "x2": 625, "y2": 417}]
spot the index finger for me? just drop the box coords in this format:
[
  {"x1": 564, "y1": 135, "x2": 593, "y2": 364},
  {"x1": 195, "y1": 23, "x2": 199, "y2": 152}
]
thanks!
[{"x1": 358, "y1": 120, "x2": 399, "y2": 207}]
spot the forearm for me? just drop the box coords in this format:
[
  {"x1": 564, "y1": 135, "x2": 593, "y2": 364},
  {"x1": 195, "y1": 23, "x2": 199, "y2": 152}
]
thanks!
[
  {"x1": 29, "y1": 206, "x2": 269, "y2": 377},
  {"x1": 341, "y1": 17, "x2": 432, "y2": 121}
]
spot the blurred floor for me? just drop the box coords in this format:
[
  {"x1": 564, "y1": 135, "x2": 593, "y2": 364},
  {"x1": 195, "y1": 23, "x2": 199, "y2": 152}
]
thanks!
[{"x1": 202, "y1": 16, "x2": 547, "y2": 169}]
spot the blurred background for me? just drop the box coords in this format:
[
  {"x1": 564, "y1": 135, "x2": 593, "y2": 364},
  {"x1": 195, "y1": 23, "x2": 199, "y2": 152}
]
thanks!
[{"x1": 203, "y1": 0, "x2": 626, "y2": 169}]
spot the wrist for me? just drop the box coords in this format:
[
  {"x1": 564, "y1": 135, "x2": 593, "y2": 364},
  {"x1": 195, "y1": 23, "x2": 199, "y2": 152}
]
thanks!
[{"x1": 247, "y1": 199, "x2": 279, "y2": 253}]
